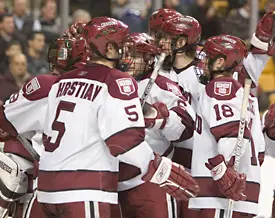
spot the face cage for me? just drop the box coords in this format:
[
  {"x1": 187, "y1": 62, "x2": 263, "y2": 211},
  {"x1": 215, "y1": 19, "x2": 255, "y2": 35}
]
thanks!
[
  {"x1": 155, "y1": 31, "x2": 172, "y2": 56},
  {"x1": 121, "y1": 44, "x2": 154, "y2": 78}
]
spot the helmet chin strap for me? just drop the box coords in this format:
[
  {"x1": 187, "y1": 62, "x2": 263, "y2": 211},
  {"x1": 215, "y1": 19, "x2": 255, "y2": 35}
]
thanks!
[{"x1": 199, "y1": 57, "x2": 237, "y2": 84}]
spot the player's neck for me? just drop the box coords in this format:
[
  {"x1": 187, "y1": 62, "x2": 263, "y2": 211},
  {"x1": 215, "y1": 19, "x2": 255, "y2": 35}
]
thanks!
[
  {"x1": 89, "y1": 59, "x2": 115, "y2": 69},
  {"x1": 173, "y1": 54, "x2": 193, "y2": 69}
]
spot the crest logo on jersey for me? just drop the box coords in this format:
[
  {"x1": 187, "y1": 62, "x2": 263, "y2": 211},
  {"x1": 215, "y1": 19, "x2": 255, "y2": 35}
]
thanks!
[
  {"x1": 166, "y1": 82, "x2": 181, "y2": 96},
  {"x1": 116, "y1": 78, "x2": 135, "y2": 96},
  {"x1": 214, "y1": 81, "x2": 232, "y2": 96},
  {"x1": 25, "y1": 78, "x2": 41, "y2": 95}
]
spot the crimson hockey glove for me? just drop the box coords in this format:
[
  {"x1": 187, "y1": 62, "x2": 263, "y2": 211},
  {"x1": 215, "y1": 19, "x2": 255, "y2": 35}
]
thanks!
[
  {"x1": 205, "y1": 155, "x2": 247, "y2": 201},
  {"x1": 63, "y1": 22, "x2": 86, "y2": 38},
  {"x1": 264, "y1": 103, "x2": 275, "y2": 139},
  {"x1": 142, "y1": 155, "x2": 200, "y2": 201},
  {"x1": 251, "y1": 11, "x2": 275, "y2": 55},
  {"x1": 143, "y1": 102, "x2": 169, "y2": 129}
]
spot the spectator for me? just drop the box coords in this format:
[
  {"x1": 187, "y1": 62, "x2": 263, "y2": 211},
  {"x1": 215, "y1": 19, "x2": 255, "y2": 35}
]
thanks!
[
  {"x1": 0, "y1": 40, "x2": 22, "y2": 74},
  {"x1": 222, "y1": 0, "x2": 251, "y2": 41},
  {"x1": 163, "y1": 0, "x2": 189, "y2": 14},
  {"x1": 26, "y1": 31, "x2": 48, "y2": 76},
  {"x1": 72, "y1": 9, "x2": 91, "y2": 24},
  {"x1": 0, "y1": 53, "x2": 30, "y2": 102},
  {"x1": 0, "y1": 0, "x2": 8, "y2": 15},
  {"x1": 12, "y1": 0, "x2": 41, "y2": 43},
  {"x1": 0, "y1": 13, "x2": 24, "y2": 62},
  {"x1": 39, "y1": 0, "x2": 60, "y2": 45},
  {"x1": 187, "y1": 0, "x2": 221, "y2": 40},
  {"x1": 111, "y1": 0, "x2": 148, "y2": 32},
  {"x1": 261, "y1": 0, "x2": 275, "y2": 16}
]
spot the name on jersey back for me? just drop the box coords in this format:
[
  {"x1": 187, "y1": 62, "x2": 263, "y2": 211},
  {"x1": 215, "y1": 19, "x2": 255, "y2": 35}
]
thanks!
[{"x1": 56, "y1": 81, "x2": 102, "y2": 101}]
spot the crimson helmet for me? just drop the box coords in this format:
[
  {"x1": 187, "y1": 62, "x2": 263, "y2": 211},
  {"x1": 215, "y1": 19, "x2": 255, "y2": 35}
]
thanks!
[
  {"x1": 121, "y1": 32, "x2": 160, "y2": 78},
  {"x1": 161, "y1": 15, "x2": 202, "y2": 45},
  {"x1": 199, "y1": 35, "x2": 247, "y2": 83},
  {"x1": 83, "y1": 17, "x2": 129, "y2": 60},
  {"x1": 149, "y1": 8, "x2": 182, "y2": 35},
  {"x1": 47, "y1": 37, "x2": 88, "y2": 72}
]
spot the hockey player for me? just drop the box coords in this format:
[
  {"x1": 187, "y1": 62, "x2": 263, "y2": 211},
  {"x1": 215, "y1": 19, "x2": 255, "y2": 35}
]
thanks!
[
  {"x1": 0, "y1": 34, "x2": 89, "y2": 218},
  {"x1": 261, "y1": 103, "x2": 275, "y2": 218},
  {"x1": 0, "y1": 17, "x2": 199, "y2": 218},
  {"x1": 118, "y1": 32, "x2": 197, "y2": 218},
  {"x1": 148, "y1": 8, "x2": 183, "y2": 82},
  {"x1": 190, "y1": 35, "x2": 261, "y2": 218}
]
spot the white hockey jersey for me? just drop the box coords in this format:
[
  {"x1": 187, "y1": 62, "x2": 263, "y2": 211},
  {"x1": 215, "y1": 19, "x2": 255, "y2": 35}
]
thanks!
[
  {"x1": 39, "y1": 63, "x2": 155, "y2": 204},
  {"x1": 189, "y1": 76, "x2": 262, "y2": 215},
  {"x1": 262, "y1": 111, "x2": 275, "y2": 158},
  {"x1": 170, "y1": 62, "x2": 204, "y2": 170},
  {"x1": 118, "y1": 73, "x2": 196, "y2": 191}
]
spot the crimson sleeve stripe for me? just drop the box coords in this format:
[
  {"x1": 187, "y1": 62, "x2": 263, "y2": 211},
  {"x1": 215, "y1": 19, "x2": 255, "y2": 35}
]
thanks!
[
  {"x1": 118, "y1": 162, "x2": 141, "y2": 182},
  {"x1": 0, "y1": 106, "x2": 18, "y2": 136},
  {"x1": 170, "y1": 106, "x2": 194, "y2": 142},
  {"x1": 194, "y1": 177, "x2": 259, "y2": 203},
  {"x1": 105, "y1": 127, "x2": 145, "y2": 157},
  {"x1": 258, "y1": 152, "x2": 265, "y2": 166},
  {"x1": 38, "y1": 170, "x2": 118, "y2": 193},
  {"x1": 3, "y1": 139, "x2": 33, "y2": 162},
  {"x1": 210, "y1": 121, "x2": 251, "y2": 142}
]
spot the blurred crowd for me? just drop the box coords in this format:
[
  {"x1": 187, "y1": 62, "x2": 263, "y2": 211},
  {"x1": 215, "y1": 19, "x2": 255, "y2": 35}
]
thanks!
[{"x1": 0, "y1": 0, "x2": 275, "y2": 112}]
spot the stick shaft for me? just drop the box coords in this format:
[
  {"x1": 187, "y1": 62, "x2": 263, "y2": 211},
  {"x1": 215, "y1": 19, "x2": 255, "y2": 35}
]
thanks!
[
  {"x1": 140, "y1": 53, "x2": 166, "y2": 108},
  {"x1": 226, "y1": 78, "x2": 252, "y2": 218}
]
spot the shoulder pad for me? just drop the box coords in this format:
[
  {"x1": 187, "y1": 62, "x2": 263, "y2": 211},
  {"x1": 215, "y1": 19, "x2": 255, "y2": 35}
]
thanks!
[
  {"x1": 206, "y1": 76, "x2": 242, "y2": 100},
  {"x1": 22, "y1": 74, "x2": 58, "y2": 101}
]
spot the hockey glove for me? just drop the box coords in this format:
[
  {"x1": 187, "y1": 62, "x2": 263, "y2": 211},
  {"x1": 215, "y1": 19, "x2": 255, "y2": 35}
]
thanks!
[
  {"x1": 205, "y1": 155, "x2": 247, "y2": 201},
  {"x1": 142, "y1": 155, "x2": 200, "y2": 201},
  {"x1": 264, "y1": 103, "x2": 275, "y2": 139},
  {"x1": 251, "y1": 11, "x2": 275, "y2": 55},
  {"x1": 63, "y1": 22, "x2": 86, "y2": 39},
  {"x1": 143, "y1": 102, "x2": 169, "y2": 129}
]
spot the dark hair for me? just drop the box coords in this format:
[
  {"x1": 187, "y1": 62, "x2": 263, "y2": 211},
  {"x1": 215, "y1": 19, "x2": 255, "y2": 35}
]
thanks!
[
  {"x1": 40, "y1": 0, "x2": 56, "y2": 9},
  {"x1": 6, "y1": 40, "x2": 22, "y2": 50},
  {"x1": 27, "y1": 31, "x2": 44, "y2": 41},
  {"x1": 0, "y1": 13, "x2": 13, "y2": 23}
]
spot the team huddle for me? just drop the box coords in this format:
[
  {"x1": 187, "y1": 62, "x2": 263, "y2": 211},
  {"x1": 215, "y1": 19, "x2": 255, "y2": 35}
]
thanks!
[{"x1": 0, "y1": 7, "x2": 274, "y2": 218}]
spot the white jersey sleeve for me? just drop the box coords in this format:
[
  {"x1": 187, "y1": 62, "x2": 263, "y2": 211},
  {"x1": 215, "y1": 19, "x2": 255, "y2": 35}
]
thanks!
[
  {"x1": 98, "y1": 75, "x2": 154, "y2": 176},
  {"x1": 233, "y1": 52, "x2": 270, "y2": 87},
  {"x1": 0, "y1": 75, "x2": 57, "y2": 136},
  {"x1": 138, "y1": 74, "x2": 196, "y2": 143}
]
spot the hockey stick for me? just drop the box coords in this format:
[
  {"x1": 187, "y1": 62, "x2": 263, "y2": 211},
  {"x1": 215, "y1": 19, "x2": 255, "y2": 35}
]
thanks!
[
  {"x1": 225, "y1": 78, "x2": 252, "y2": 218},
  {"x1": 140, "y1": 53, "x2": 166, "y2": 108},
  {"x1": 16, "y1": 135, "x2": 40, "y2": 161}
]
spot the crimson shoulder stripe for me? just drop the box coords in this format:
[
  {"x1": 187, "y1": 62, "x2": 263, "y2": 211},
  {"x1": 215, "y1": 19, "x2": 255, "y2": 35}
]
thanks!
[{"x1": 105, "y1": 127, "x2": 145, "y2": 157}]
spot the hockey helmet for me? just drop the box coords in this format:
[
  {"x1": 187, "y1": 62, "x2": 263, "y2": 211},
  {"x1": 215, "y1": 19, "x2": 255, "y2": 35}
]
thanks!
[
  {"x1": 83, "y1": 17, "x2": 129, "y2": 61},
  {"x1": 121, "y1": 32, "x2": 160, "y2": 78},
  {"x1": 199, "y1": 34, "x2": 248, "y2": 83},
  {"x1": 149, "y1": 8, "x2": 182, "y2": 36},
  {"x1": 47, "y1": 37, "x2": 88, "y2": 72}
]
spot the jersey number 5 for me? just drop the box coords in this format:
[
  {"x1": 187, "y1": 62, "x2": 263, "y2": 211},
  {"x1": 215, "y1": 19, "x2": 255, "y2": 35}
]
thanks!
[{"x1": 43, "y1": 100, "x2": 76, "y2": 152}]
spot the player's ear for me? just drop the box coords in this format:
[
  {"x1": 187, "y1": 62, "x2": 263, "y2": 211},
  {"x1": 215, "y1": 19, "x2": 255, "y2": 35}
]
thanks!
[
  {"x1": 215, "y1": 57, "x2": 225, "y2": 70},
  {"x1": 106, "y1": 43, "x2": 117, "y2": 59}
]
